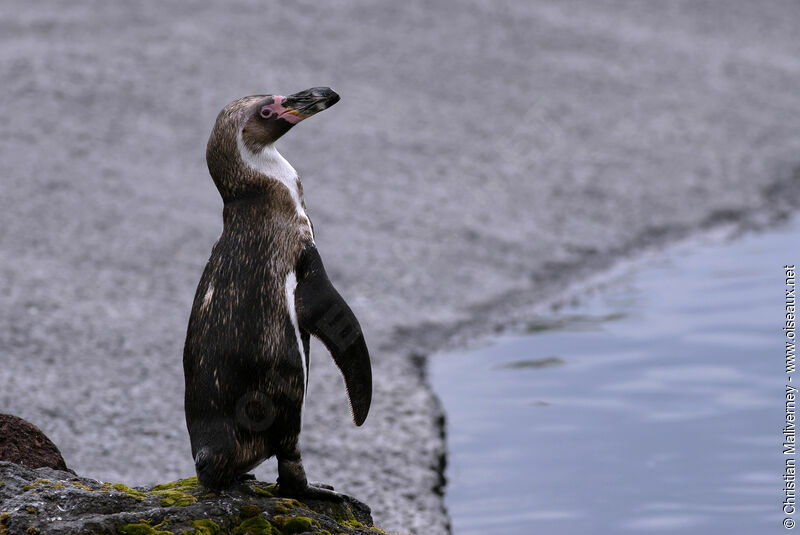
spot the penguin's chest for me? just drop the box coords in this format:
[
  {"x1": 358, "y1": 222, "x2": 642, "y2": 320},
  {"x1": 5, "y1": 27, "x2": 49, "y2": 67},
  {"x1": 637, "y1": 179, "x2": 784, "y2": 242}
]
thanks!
[{"x1": 202, "y1": 260, "x2": 307, "y2": 388}]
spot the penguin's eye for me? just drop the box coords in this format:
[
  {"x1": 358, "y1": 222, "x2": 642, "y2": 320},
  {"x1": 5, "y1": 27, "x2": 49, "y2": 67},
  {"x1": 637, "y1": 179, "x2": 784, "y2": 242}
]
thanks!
[{"x1": 260, "y1": 106, "x2": 276, "y2": 119}]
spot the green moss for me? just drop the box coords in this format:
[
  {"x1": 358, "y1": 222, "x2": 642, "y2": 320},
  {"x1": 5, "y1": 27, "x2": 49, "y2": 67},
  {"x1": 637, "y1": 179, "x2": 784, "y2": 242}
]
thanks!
[
  {"x1": 104, "y1": 483, "x2": 147, "y2": 501},
  {"x1": 341, "y1": 519, "x2": 364, "y2": 529},
  {"x1": 51, "y1": 483, "x2": 65, "y2": 490},
  {"x1": 232, "y1": 515, "x2": 273, "y2": 535},
  {"x1": 190, "y1": 519, "x2": 221, "y2": 535},
  {"x1": 22, "y1": 479, "x2": 53, "y2": 492},
  {"x1": 272, "y1": 515, "x2": 319, "y2": 534},
  {"x1": 283, "y1": 516, "x2": 318, "y2": 533},
  {"x1": 272, "y1": 504, "x2": 289, "y2": 515},
  {"x1": 71, "y1": 481, "x2": 94, "y2": 491},
  {"x1": 250, "y1": 484, "x2": 275, "y2": 497},
  {"x1": 25, "y1": 527, "x2": 39, "y2": 535},
  {"x1": 331, "y1": 505, "x2": 357, "y2": 525},
  {"x1": 117, "y1": 523, "x2": 173, "y2": 535},
  {"x1": 24, "y1": 507, "x2": 36, "y2": 514},
  {"x1": 330, "y1": 503, "x2": 377, "y2": 530},
  {"x1": 271, "y1": 497, "x2": 300, "y2": 516},
  {"x1": 147, "y1": 477, "x2": 200, "y2": 507},
  {"x1": 326, "y1": 503, "x2": 371, "y2": 529},
  {"x1": 155, "y1": 489, "x2": 197, "y2": 507},
  {"x1": 153, "y1": 477, "x2": 199, "y2": 492},
  {"x1": 239, "y1": 505, "x2": 261, "y2": 518}
]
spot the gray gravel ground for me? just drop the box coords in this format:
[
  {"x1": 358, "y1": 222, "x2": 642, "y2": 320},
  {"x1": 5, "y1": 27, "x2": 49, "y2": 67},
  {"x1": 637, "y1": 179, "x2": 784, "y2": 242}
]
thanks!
[{"x1": 1, "y1": 2, "x2": 799, "y2": 534}]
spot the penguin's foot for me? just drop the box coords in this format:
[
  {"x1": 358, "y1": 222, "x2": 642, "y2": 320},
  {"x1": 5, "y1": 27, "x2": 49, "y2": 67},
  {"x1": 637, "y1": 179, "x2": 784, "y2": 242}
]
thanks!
[
  {"x1": 278, "y1": 483, "x2": 344, "y2": 502},
  {"x1": 309, "y1": 481, "x2": 334, "y2": 491},
  {"x1": 277, "y1": 453, "x2": 343, "y2": 501}
]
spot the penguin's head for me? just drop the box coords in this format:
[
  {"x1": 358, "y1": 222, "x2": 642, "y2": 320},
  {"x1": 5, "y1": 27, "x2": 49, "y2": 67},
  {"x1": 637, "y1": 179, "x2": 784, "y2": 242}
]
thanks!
[
  {"x1": 206, "y1": 87, "x2": 340, "y2": 199},
  {"x1": 240, "y1": 87, "x2": 340, "y2": 150}
]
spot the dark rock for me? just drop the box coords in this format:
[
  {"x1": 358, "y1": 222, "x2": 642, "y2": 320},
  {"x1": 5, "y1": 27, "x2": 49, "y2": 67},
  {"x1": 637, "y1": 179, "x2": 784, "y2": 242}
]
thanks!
[
  {"x1": 0, "y1": 461, "x2": 382, "y2": 535},
  {"x1": 0, "y1": 415, "x2": 69, "y2": 472}
]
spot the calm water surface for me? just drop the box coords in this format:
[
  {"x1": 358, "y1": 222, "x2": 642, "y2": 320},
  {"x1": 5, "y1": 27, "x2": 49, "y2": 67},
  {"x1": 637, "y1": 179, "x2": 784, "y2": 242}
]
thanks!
[{"x1": 431, "y1": 219, "x2": 797, "y2": 534}]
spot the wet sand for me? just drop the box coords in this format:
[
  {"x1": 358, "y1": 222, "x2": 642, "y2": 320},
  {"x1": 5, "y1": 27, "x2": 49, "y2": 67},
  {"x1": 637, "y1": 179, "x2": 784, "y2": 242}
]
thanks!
[{"x1": 1, "y1": 1, "x2": 799, "y2": 533}]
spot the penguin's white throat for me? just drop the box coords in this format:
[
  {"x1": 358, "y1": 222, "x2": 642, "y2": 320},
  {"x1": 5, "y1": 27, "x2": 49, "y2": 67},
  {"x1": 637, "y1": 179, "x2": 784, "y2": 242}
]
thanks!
[
  {"x1": 236, "y1": 132, "x2": 311, "y2": 232},
  {"x1": 237, "y1": 133, "x2": 297, "y2": 189}
]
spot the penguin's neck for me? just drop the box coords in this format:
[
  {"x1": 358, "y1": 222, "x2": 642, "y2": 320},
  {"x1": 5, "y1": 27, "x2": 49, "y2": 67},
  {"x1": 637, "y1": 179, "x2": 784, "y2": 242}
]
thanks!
[{"x1": 235, "y1": 133, "x2": 313, "y2": 236}]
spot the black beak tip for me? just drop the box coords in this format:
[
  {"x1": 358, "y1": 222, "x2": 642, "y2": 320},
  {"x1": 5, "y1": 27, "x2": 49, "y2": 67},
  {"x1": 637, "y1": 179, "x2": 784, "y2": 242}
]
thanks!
[
  {"x1": 329, "y1": 91, "x2": 341, "y2": 106},
  {"x1": 316, "y1": 86, "x2": 340, "y2": 107}
]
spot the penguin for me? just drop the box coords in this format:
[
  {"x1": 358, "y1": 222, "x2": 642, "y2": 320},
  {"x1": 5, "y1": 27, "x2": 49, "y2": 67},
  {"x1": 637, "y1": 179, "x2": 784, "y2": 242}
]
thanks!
[{"x1": 183, "y1": 87, "x2": 371, "y2": 499}]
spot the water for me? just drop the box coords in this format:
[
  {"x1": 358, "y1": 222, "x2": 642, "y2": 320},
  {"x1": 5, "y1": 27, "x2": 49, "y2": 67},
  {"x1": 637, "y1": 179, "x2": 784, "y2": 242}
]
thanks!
[{"x1": 430, "y1": 219, "x2": 797, "y2": 535}]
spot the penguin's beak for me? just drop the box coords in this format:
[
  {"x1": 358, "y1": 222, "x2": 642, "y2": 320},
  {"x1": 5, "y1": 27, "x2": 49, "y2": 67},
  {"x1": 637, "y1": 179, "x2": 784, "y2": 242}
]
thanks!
[{"x1": 280, "y1": 87, "x2": 340, "y2": 122}]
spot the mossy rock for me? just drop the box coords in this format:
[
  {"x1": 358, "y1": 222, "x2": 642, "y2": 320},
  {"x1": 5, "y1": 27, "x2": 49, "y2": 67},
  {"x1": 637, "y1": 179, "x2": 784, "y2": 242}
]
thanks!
[
  {"x1": 232, "y1": 515, "x2": 273, "y2": 534},
  {"x1": 146, "y1": 477, "x2": 201, "y2": 507},
  {"x1": 277, "y1": 515, "x2": 319, "y2": 533},
  {"x1": 153, "y1": 477, "x2": 200, "y2": 493},
  {"x1": 22, "y1": 479, "x2": 52, "y2": 492},
  {"x1": 239, "y1": 504, "x2": 262, "y2": 518},
  {"x1": 190, "y1": 519, "x2": 221, "y2": 535},
  {"x1": 331, "y1": 505, "x2": 358, "y2": 525},
  {"x1": 0, "y1": 462, "x2": 378, "y2": 535},
  {"x1": 106, "y1": 483, "x2": 148, "y2": 501},
  {"x1": 70, "y1": 481, "x2": 95, "y2": 491},
  {"x1": 154, "y1": 489, "x2": 198, "y2": 507},
  {"x1": 118, "y1": 523, "x2": 173, "y2": 535},
  {"x1": 251, "y1": 484, "x2": 276, "y2": 498}
]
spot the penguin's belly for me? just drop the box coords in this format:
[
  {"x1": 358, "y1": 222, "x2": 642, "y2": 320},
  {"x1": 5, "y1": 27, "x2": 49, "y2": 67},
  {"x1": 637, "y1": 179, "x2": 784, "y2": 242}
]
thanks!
[{"x1": 184, "y1": 269, "x2": 306, "y2": 451}]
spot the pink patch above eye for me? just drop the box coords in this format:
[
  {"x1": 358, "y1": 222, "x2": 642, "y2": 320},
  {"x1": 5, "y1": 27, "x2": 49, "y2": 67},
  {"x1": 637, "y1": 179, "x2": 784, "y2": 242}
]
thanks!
[{"x1": 259, "y1": 95, "x2": 304, "y2": 124}]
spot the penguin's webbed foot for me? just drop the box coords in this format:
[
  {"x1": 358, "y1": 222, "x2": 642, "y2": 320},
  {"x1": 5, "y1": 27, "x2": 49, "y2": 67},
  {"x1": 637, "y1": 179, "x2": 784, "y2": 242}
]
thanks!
[
  {"x1": 277, "y1": 450, "x2": 343, "y2": 501},
  {"x1": 279, "y1": 483, "x2": 344, "y2": 502}
]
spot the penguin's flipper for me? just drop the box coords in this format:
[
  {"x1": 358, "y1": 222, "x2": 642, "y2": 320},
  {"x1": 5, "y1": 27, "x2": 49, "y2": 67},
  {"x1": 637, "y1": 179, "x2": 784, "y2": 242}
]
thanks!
[{"x1": 295, "y1": 244, "x2": 372, "y2": 426}]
